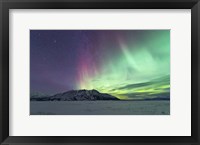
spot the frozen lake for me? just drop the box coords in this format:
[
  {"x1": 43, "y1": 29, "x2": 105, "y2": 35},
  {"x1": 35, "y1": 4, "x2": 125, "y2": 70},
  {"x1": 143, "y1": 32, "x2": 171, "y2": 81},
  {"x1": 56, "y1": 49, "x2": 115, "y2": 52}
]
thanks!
[{"x1": 30, "y1": 100, "x2": 170, "y2": 115}]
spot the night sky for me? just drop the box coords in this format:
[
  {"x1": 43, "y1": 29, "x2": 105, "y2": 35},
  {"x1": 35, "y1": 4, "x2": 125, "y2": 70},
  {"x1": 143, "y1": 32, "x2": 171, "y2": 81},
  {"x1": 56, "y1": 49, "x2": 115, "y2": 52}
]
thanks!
[{"x1": 30, "y1": 30, "x2": 170, "y2": 100}]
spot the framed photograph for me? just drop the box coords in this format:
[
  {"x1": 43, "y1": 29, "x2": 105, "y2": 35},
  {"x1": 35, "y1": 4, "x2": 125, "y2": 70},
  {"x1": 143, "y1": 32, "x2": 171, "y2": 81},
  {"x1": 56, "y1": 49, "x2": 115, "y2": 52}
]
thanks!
[{"x1": 0, "y1": 0, "x2": 199, "y2": 144}]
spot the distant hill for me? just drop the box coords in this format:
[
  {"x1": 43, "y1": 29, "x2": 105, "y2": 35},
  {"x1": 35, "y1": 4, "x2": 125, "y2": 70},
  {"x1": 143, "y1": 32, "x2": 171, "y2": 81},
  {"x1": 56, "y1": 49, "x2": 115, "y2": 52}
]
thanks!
[
  {"x1": 30, "y1": 89, "x2": 120, "y2": 101},
  {"x1": 30, "y1": 92, "x2": 50, "y2": 98}
]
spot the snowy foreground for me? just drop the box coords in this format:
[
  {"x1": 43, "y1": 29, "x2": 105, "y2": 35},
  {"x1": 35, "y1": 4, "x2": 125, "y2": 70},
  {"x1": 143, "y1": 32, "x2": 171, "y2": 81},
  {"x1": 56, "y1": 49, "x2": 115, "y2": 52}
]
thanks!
[{"x1": 30, "y1": 100, "x2": 170, "y2": 115}]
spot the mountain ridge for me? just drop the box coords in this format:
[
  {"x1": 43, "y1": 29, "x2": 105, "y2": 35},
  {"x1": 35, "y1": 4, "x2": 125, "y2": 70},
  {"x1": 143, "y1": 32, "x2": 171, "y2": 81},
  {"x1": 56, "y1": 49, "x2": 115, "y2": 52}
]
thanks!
[{"x1": 31, "y1": 89, "x2": 120, "y2": 101}]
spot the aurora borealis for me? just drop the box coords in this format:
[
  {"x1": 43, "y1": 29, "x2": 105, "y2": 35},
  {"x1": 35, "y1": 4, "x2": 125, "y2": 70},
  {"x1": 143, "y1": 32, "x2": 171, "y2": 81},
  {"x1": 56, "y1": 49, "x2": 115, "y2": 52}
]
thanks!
[{"x1": 30, "y1": 30, "x2": 170, "y2": 100}]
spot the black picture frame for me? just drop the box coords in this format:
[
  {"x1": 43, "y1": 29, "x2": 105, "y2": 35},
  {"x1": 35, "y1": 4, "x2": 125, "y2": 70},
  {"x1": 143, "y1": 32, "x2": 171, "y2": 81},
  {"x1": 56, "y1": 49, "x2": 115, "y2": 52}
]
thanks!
[{"x1": 0, "y1": 0, "x2": 199, "y2": 145}]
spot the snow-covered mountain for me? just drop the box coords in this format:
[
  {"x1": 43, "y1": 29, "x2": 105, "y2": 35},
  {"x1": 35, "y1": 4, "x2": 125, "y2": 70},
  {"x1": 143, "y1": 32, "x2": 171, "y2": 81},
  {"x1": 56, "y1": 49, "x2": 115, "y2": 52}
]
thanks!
[{"x1": 30, "y1": 89, "x2": 119, "y2": 101}]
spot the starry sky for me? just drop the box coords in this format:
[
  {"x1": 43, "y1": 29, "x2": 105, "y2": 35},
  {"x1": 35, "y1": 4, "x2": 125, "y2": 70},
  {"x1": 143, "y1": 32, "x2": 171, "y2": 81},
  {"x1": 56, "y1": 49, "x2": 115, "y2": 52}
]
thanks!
[{"x1": 30, "y1": 30, "x2": 170, "y2": 100}]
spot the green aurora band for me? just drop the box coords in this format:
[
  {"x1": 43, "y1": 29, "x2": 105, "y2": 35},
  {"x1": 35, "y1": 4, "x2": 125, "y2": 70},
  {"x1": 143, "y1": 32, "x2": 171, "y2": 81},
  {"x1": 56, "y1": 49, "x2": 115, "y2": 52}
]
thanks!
[{"x1": 77, "y1": 30, "x2": 170, "y2": 100}]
